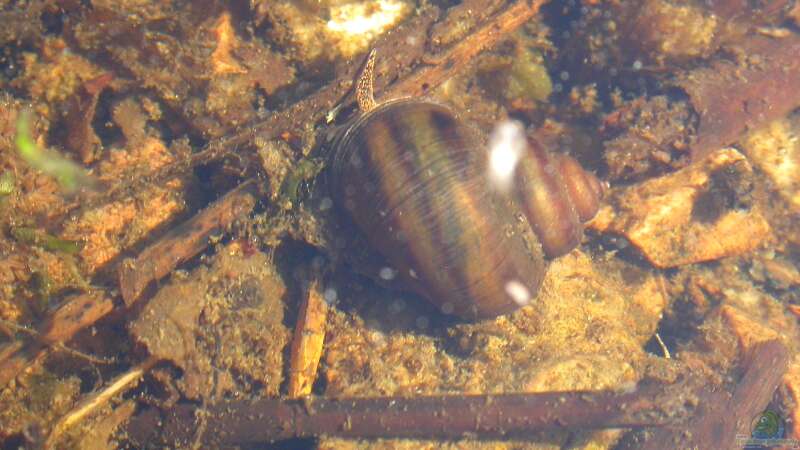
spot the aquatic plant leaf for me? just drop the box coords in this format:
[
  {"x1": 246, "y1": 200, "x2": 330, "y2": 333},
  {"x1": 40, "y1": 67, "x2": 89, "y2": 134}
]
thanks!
[{"x1": 15, "y1": 111, "x2": 99, "y2": 193}]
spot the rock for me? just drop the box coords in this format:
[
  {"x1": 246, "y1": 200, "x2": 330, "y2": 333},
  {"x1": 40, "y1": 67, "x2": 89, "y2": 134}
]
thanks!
[
  {"x1": 741, "y1": 116, "x2": 800, "y2": 213},
  {"x1": 591, "y1": 148, "x2": 771, "y2": 268},
  {"x1": 130, "y1": 243, "x2": 290, "y2": 399}
]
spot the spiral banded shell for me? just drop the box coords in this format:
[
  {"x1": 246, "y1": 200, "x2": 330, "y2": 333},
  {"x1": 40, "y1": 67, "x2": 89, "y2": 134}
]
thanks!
[{"x1": 328, "y1": 99, "x2": 603, "y2": 320}]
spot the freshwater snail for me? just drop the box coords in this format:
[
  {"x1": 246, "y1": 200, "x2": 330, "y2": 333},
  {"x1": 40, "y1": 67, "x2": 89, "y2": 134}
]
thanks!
[{"x1": 326, "y1": 52, "x2": 604, "y2": 320}]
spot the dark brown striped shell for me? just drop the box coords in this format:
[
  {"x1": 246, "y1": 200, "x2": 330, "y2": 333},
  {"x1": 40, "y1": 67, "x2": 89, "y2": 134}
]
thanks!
[{"x1": 328, "y1": 99, "x2": 603, "y2": 320}]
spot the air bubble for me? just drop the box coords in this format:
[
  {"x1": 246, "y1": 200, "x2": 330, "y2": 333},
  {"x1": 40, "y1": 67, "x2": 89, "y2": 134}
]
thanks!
[
  {"x1": 379, "y1": 267, "x2": 397, "y2": 280},
  {"x1": 505, "y1": 280, "x2": 531, "y2": 306},
  {"x1": 319, "y1": 197, "x2": 333, "y2": 211},
  {"x1": 487, "y1": 120, "x2": 527, "y2": 194},
  {"x1": 323, "y1": 287, "x2": 338, "y2": 304},
  {"x1": 390, "y1": 299, "x2": 406, "y2": 313},
  {"x1": 441, "y1": 302, "x2": 455, "y2": 314}
]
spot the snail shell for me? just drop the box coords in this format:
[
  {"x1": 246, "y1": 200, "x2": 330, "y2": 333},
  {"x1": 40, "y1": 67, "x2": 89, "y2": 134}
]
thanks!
[{"x1": 328, "y1": 99, "x2": 603, "y2": 320}]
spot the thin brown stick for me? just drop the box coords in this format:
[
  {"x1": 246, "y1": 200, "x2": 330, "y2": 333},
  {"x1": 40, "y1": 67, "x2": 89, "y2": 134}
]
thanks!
[
  {"x1": 0, "y1": 291, "x2": 113, "y2": 388},
  {"x1": 125, "y1": 340, "x2": 791, "y2": 447},
  {"x1": 118, "y1": 178, "x2": 259, "y2": 305},
  {"x1": 126, "y1": 381, "x2": 692, "y2": 445},
  {"x1": 45, "y1": 356, "x2": 159, "y2": 449},
  {"x1": 386, "y1": 0, "x2": 545, "y2": 99}
]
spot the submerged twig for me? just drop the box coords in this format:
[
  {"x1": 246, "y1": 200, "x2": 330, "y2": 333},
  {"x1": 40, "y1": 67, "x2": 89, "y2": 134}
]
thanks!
[
  {"x1": 118, "y1": 178, "x2": 259, "y2": 305},
  {"x1": 619, "y1": 339, "x2": 789, "y2": 449},
  {"x1": 0, "y1": 318, "x2": 115, "y2": 364},
  {"x1": 126, "y1": 380, "x2": 692, "y2": 446},
  {"x1": 0, "y1": 291, "x2": 114, "y2": 388},
  {"x1": 287, "y1": 279, "x2": 329, "y2": 398},
  {"x1": 46, "y1": 356, "x2": 159, "y2": 449},
  {"x1": 124, "y1": 340, "x2": 790, "y2": 447},
  {"x1": 386, "y1": 0, "x2": 544, "y2": 99}
]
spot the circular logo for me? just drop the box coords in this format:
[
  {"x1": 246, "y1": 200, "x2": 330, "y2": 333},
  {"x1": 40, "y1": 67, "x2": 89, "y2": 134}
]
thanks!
[{"x1": 750, "y1": 410, "x2": 785, "y2": 440}]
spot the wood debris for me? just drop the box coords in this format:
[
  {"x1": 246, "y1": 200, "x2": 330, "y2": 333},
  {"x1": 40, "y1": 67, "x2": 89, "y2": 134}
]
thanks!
[
  {"x1": 287, "y1": 280, "x2": 329, "y2": 398},
  {"x1": 118, "y1": 179, "x2": 259, "y2": 305}
]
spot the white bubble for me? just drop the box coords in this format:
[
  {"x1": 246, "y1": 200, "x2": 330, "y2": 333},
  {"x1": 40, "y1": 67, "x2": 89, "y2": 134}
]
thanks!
[
  {"x1": 409, "y1": 269, "x2": 418, "y2": 279},
  {"x1": 323, "y1": 287, "x2": 338, "y2": 304},
  {"x1": 319, "y1": 197, "x2": 333, "y2": 211},
  {"x1": 390, "y1": 299, "x2": 406, "y2": 313},
  {"x1": 632, "y1": 60, "x2": 643, "y2": 71},
  {"x1": 505, "y1": 280, "x2": 531, "y2": 306},
  {"x1": 487, "y1": 120, "x2": 527, "y2": 194},
  {"x1": 416, "y1": 316, "x2": 430, "y2": 329},
  {"x1": 379, "y1": 266, "x2": 397, "y2": 280},
  {"x1": 441, "y1": 302, "x2": 455, "y2": 314}
]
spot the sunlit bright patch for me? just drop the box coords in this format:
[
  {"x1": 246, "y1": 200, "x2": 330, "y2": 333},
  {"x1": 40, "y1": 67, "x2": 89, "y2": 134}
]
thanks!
[
  {"x1": 327, "y1": 1, "x2": 409, "y2": 36},
  {"x1": 487, "y1": 120, "x2": 527, "y2": 194},
  {"x1": 505, "y1": 280, "x2": 531, "y2": 306}
]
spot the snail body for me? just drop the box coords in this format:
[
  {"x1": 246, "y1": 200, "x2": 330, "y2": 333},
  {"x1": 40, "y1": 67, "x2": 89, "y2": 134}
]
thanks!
[
  {"x1": 326, "y1": 53, "x2": 603, "y2": 320},
  {"x1": 329, "y1": 100, "x2": 547, "y2": 319}
]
